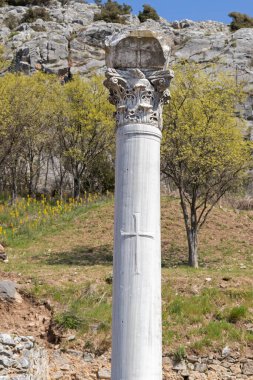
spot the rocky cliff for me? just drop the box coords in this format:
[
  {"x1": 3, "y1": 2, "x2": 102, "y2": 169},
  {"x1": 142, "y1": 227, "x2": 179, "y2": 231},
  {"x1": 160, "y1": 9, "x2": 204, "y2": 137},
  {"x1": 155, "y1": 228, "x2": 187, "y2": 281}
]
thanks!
[{"x1": 0, "y1": 0, "x2": 253, "y2": 133}]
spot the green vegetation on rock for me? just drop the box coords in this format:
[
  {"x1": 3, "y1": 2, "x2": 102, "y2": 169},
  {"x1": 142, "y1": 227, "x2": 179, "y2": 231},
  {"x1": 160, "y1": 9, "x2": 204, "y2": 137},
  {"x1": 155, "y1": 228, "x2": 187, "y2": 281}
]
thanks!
[
  {"x1": 4, "y1": 13, "x2": 20, "y2": 29},
  {"x1": 0, "y1": 45, "x2": 9, "y2": 72},
  {"x1": 94, "y1": 0, "x2": 132, "y2": 24},
  {"x1": 2, "y1": 0, "x2": 51, "y2": 6},
  {"x1": 138, "y1": 3, "x2": 160, "y2": 23},
  {"x1": 21, "y1": 7, "x2": 51, "y2": 23},
  {"x1": 229, "y1": 12, "x2": 253, "y2": 31}
]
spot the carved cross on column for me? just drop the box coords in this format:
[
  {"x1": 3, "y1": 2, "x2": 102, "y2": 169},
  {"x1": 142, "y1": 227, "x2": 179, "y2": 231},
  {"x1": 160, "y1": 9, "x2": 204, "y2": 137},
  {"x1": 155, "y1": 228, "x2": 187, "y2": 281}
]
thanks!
[{"x1": 121, "y1": 213, "x2": 155, "y2": 274}]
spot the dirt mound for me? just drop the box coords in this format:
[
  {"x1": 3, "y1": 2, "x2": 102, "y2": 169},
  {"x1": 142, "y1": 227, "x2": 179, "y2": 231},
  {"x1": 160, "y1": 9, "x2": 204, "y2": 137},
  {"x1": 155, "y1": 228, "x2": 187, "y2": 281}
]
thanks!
[{"x1": 0, "y1": 273, "x2": 52, "y2": 343}]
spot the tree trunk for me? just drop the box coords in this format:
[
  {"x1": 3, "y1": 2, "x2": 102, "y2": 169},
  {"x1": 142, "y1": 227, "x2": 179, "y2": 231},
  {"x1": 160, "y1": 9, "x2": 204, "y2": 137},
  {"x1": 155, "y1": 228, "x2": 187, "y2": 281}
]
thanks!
[
  {"x1": 28, "y1": 155, "x2": 34, "y2": 196},
  {"x1": 179, "y1": 188, "x2": 199, "y2": 268},
  {"x1": 73, "y1": 176, "x2": 80, "y2": 199},
  {"x1": 44, "y1": 156, "x2": 50, "y2": 190},
  {"x1": 28, "y1": 168, "x2": 33, "y2": 196},
  {"x1": 11, "y1": 166, "x2": 18, "y2": 204},
  {"x1": 187, "y1": 227, "x2": 198, "y2": 268}
]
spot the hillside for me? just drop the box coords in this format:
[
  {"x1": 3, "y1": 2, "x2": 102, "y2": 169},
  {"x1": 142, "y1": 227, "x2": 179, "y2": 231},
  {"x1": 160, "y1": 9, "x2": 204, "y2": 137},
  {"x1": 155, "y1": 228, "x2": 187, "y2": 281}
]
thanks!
[
  {"x1": 0, "y1": 2, "x2": 253, "y2": 379},
  {"x1": 0, "y1": 197, "x2": 253, "y2": 379}
]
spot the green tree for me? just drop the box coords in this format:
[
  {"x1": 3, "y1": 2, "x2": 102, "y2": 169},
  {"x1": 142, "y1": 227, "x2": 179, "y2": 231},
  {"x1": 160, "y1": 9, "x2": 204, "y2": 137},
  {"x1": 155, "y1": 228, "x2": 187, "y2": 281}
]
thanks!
[
  {"x1": 0, "y1": 73, "x2": 57, "y2": 198},
  {"x1": 228, "y1": 12, "x2": 253, "y2": 31},
  {"x1": 19, "y1": 73, "x2": 58, "y2": 196},
  {"x1": 162, "y1": 63, "x2": 252, "y2": 268},
  {"x1": 0, "y1": 72, "x2": 115, "y2": 199},
  {"x1": 138, "y1": 4, "x2": 159, "y2": 23},
  {"x1": 94, "y1": 0, "x2": 132, "y2": 24},
  {"x1": 57, "y1": 75, "x2": 114, "y2": 198}
]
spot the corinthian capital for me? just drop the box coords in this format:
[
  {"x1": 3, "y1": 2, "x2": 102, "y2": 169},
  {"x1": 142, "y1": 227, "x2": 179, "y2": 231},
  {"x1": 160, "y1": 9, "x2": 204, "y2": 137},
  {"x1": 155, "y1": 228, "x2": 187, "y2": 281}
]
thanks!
[
  {"x1": 104, "y1": 29, "x2": 174, "y2": 130},
  {"x1": 104, "y1": 68, "x2": 173, "y2": 130}
]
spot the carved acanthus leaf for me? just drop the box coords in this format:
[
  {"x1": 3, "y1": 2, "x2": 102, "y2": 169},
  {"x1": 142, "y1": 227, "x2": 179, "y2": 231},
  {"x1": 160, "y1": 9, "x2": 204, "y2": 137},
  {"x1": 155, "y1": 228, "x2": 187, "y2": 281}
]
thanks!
[{"x1": 104, "y1": 68, "x2": 174, "y2": 130}]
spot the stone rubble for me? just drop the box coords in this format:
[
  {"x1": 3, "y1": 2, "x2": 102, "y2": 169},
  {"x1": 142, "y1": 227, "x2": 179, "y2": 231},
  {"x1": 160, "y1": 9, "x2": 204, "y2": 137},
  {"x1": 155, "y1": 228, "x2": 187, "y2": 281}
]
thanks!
[
  {"x1": 0, "y1": 334, "x2": 48, "y2": 380},
  {"x1": 49, "y1": 349, "x2": 253, "y2": 380},
  {"x1": 0, "y1": 334, "x2": 253, "y2": 379},
  {"x1": 162, "y1": 352, "x2": 253, "y2": 380}
]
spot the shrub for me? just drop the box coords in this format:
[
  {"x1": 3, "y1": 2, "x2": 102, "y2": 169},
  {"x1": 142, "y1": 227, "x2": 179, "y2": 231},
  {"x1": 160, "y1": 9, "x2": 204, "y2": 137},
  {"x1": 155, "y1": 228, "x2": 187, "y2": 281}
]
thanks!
[
  {"x1": 227, "y1": 306, "x2": 247, "y2": 323},
  {"x1": 4, "y1": 13, "x2": 20, "y2": 30},
  {"x1": 59, "y1": 0, "x2": 69, "y2": 5},
  {"x1": 55, "y1": 311, "x2": 87, "y2": 330},
  {"x1": 138, "y1": 4, "x2": 160, "y2": 23},
  {"x1": 33, "y1": 0, "x2": 51, "y2": 4},
  {"x1": 7, "y1": 0, "x2": 51, "y2": 5},
  {"x1": 229, "y1": 12, "x2": 253, "y2": 31},
  {"x1": 174, "y1": 346, "x2": 186, "y2": 363},
  {"x1": 21, "y1": 7, "x2": 51, "y2": 23},
  {"x1": 0, "y1": 45, "x2": 10, "y2": 72},
  {"x1": 94, "y1": 0, "x2": 132, "y2": 24}
]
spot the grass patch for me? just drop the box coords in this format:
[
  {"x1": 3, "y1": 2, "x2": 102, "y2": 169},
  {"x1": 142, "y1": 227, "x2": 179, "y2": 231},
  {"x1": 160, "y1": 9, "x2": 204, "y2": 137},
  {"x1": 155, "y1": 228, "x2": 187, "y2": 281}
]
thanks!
[
  {"x1": 55, "y1": 312, "x2": 87, "y2": 331},
  {"x1": 0, "y1": 196, "x2": 253, "y2": 354},
  {"x1": 174, "y1": 345, "x2": 186, "y2": 362},
  {"x1": 226, "y1": 306, "x2": 247, "y2": 323},
  {"x1": 54, "y1": 292, "x2": 112, "y2": 336},
  {"x1": 0, "y1": 195, "x2": 111, "y2": 249},
  {"x1": 32, "y1": 280, "x2": 112, "y2": 337}
]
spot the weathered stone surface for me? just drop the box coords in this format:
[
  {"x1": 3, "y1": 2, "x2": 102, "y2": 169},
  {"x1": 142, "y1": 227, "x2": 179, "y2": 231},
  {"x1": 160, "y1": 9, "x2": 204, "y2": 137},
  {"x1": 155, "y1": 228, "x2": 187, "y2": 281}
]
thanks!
[
  {"x1": 0, "y1": 281, "x2": 22, "y2": 303},
  {"x1": 243, "y1": 361, "x2": 253, "y2": 376},
  {"x1": 0, "y1": 334, "x2": 15, "y2": 346},
  {"x1": 173, "y1": 360, "x2": 187, "y2": 371},
  {"x1": 195, "y1": 362, "x2": 208, "y2": 372},
  {"x1": 97, "y1": 368, "x2": 111, "y2": 379},
  {"x1": 0, "y1": 282, "x2": 16, "y2": 302},
  {"x1": 0, "y1": 344, "x2": 250, "y2": 380},
  {"x1": 222, "y1": 346, "x2": 231, "y2": 358},
  {"x1": 104, "y1": 67, "x2": 173, "y2": 129},
  {"x1": 0, "y1": 334, "x2": 48, "y2": 380},
  {"x1": 105, "y1": 29, "x2": 171, "y2": 69}
]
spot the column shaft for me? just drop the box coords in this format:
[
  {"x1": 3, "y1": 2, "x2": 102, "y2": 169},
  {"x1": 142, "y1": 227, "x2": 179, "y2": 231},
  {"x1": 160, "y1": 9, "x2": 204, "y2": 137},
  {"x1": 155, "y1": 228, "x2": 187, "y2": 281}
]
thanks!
[{"x1": 112, "y1": 124, "x2": 162, "y2": 380}]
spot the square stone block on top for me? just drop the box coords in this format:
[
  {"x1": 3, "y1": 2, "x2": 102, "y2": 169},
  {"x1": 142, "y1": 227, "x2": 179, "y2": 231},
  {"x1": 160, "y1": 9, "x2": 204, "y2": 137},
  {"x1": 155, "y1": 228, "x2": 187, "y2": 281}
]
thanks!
[{"x1": 105, "y1": 29, "x2": 172, "y2": 70}]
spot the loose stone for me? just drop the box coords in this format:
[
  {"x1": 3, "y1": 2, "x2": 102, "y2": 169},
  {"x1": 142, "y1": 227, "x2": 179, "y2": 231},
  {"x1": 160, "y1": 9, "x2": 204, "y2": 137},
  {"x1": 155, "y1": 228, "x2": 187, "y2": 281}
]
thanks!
[
  {"x1": 194, "y1": 363, "x2": 208, "y2": 372},
  {"x1": 97, "y1": 368, "x2": 111, "y2": 379},
  {"x1": 242, "y1": 361, "x2": 253, "y2": 376},
  {"x1": 0, "y1": 334, "x2": 15, "y2": 346}
]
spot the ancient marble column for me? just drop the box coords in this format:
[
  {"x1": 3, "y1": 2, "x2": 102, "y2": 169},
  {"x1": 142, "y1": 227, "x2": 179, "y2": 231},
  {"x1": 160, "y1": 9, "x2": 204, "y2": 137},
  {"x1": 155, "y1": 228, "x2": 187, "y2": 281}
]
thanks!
[{"x1": 104, "y1": 30, "x2": 173, "y2": 380}]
